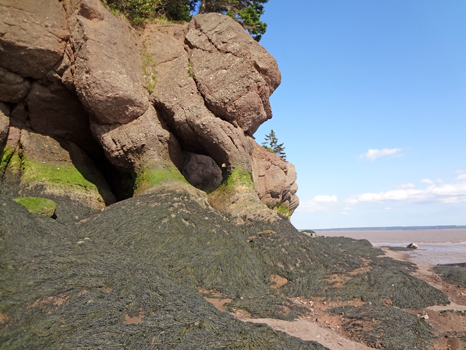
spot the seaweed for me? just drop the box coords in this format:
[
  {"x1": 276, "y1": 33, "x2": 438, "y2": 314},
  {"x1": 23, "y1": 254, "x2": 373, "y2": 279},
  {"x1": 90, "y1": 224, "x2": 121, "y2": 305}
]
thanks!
[
  {"x1": 0, "y1": 183, "x2": 450, "y2": 349},
  {"x1": 0, "y1": 194, "x2": 327, "y2": 350},
  {"x1": 433, "y1": 263, "x2": 466, "y2": 288},
  {"x1": 327, "y1": 305, "x2": 435, "y2": 349}
]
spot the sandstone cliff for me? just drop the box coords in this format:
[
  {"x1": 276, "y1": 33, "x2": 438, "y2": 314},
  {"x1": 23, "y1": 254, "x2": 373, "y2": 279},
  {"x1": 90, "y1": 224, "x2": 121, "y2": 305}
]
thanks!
[
  {"x1": 0, "y1": 0, "x2": 298, "y2": 222},
  {"x1": 1, "y1": 2, "x2": 462, "y2": 350}
]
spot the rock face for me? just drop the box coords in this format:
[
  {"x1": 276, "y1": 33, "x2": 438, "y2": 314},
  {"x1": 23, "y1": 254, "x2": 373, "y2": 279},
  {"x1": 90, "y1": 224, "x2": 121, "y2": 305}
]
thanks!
[
  {"x1": 0, "y1": 0, "x2": 299, "y2": 220},
  {"x1": 252, "y1": 142, "x2": 299, "y2": 212},
  {"x1": 148, "y1": 29, "x2": 254, "y2": 172},
  {"x1": 65, "y1": 0, "x2": 149, "y2": 125},
  {"x1": 186, "y1": 13, "x2": 281, "y2": 136},
  {"x1": 0, "y1": 67, "x2": 31, "y2": 103},
  {"x1": 0, "y1": 126, "x2": 115, "y2": 221},
  {"x1": 0, "y1": 0, "x2": 70, "y2": 79}
]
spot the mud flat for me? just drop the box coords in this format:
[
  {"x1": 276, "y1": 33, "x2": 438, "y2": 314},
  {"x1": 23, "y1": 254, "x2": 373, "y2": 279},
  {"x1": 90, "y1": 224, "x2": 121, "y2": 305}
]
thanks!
[{"x1": 319, "y1": 229, "x2": 466, "y2": 265}]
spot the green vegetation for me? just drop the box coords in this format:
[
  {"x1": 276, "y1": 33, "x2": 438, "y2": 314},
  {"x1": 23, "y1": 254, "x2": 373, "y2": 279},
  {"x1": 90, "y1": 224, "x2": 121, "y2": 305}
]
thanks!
[
  {"x1": 21, "y1": 159, "x2": 99, "y2": 193},
  {"x1": 141, "y1": 43, "x2": 157, "y2": 93},
  {"x1": 13, "y1": 197, "x2": 57, "y2": 217},
  {"x1": 133, "y1": 164, "x2": 188, "y2": 195},
  {"x1": 188, "y1": 61, "x2": 194, "y2": 78},
  {"x1": 197, "y1": 0, "x2": 268, "y2": 41},
  {"x1": 0, "y1": 146, "x2": 15, "y2": 175},
  {"x1": 269, "y1": 204, "x2": 293, "y2": 218},
  {"x1": 262, "y1": 129, "x2": 286, "y2": 160},
  {"x1": 216, "y1": 167, "x2": 254, "y2": 193},
  {"x1": 103, "y1": 0, "x2": 193, "y2": 25},
  {"x1": 102, "y1": 0, "x2": 269, "y2": 41}
]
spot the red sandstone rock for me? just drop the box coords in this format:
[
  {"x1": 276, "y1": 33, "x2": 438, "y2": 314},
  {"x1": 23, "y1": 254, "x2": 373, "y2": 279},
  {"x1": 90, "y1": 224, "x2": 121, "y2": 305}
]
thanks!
[
  {"x1": 186, "y1": 13, "x2": 281, "y2": 135},
  {"x1": 65, "y1": 0, "x2": 149, "y2": 125},
  {"x1": 251, "y1": 142, "x2": 299, "y2": 212},
  {"x1": 0, "y1": 67, "x2": 31, "y2": 103},
  {"x1": 0, "y1": 0, "x2": 70, "y2": 79}
]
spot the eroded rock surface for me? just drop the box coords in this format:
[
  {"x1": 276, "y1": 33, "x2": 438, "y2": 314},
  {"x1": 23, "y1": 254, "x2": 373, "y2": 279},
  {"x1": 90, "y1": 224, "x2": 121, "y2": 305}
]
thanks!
[
  {"x1": 1, "y1": 127, "x2": 115, "y2": 221},
  {"x1": 252, "y1": 141, "x2": 299, "y2": 212},
  {"x1": 0, "y1": 0, "x2": 70, "y2": 79},
  {"x1": 148, "y1": 29, "x2": 254, "y2": 172},
  {"x1": 65, "y1": 0, "x2": 149, "y2": 125},
  {"x1": 0, "y1": 0, "x2": 299, "y2": 218},
  {"x1": 186, "y1": 13, "x2": 281, "y2": 136},
  {"x1": 0, "y1": 67, "x2": 31, "y2": 103}
]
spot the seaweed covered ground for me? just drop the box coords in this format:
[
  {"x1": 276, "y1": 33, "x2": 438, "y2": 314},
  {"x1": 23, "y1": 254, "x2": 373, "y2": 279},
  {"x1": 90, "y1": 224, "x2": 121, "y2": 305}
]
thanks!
[
  {"x1": 434, "y1": 263, "x2": 466, "y2": 288},
  {"x1": 0, "y1": 184, "x2": 459, "y2": 349}
]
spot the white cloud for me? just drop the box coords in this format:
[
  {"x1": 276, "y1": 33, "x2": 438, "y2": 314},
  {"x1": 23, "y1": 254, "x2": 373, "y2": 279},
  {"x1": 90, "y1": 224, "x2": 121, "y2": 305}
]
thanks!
[
  {"x1": 359, "y1": 148, "x2": 403, "y2": 162},
  {"x1": 314, "y1": 195, "x2": 338, "y2": 203},
  {"x1": 454, "y1": 169, "x2": 466, "y2": 174},
  {"x1": 345, "y1": 198, "x2": 359, "y2": 204},
  {"x1": 420, "y1": 178, "x2": 434, "y2": 184},
  {"x1": 353, "y1": 178, "x2": 466, "y2": 204},
  {"x1": 420, "y1": 178, "x2": 444, "y2": 185},
  {"x1": 298, "y1": 195, "x2": 338, "y2": 213},
  {"x1": 341, "y1": 211, "x2": 349, "y2": 215},
  {"x1": 343, "y1": 206, "x2": 352, "y2": 211},
  {"x1": 396, "y1": 183, "x2": 415, "y2": 189},
  {"x1": 457, "y1": 174, "x2": 466, "y2": 180}
]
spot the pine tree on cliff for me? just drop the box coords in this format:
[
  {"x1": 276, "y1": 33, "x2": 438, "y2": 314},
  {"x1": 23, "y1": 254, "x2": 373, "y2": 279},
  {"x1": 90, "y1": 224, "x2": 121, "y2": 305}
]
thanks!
[
  {"x1": 196, "y1": 0, "x2": 268, "y2": 41},
  {"x1": 262, "y1": 130, "x2": 286, "y2": 160}
]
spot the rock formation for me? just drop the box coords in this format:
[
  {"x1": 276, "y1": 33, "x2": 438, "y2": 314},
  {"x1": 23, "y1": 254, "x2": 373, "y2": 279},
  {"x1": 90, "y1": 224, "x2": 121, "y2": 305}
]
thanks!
[
  {"x1": 2, "y1": 3, "x2": 463, "y2": 350},
  {"x1": 0, "y1": 0, "x2": 298, "y2": 221}
]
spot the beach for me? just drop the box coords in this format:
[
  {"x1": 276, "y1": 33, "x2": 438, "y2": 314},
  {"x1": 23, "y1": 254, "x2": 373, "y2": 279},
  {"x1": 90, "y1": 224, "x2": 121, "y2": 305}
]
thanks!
[{"x1": 317, "y1": 228, "x2": 466, "y2": 265}]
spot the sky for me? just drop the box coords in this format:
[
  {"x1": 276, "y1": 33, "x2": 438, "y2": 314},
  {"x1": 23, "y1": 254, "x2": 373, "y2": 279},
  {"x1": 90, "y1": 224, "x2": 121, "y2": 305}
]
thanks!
[{"x1": 254, "y1": 0, "x2": 466, "y2": 229}]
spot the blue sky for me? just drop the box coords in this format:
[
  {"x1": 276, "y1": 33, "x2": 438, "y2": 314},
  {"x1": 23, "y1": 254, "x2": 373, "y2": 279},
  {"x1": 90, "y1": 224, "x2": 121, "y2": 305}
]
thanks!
[{"x1": 254, "y1": 0, "x2": 466, "y2": 229}]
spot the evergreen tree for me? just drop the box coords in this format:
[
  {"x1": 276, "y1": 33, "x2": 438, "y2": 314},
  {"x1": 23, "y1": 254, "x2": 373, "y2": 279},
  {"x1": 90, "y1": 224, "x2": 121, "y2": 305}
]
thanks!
[
  {"x1": 262, "y1": 130, "x2": 286, "y2": 160},
  {"x1": 196, "y1": 0, "x2": 268, "y2": 41},
  {"x1": 103, "y1": 0, "x2": 268, "y2": 40}
]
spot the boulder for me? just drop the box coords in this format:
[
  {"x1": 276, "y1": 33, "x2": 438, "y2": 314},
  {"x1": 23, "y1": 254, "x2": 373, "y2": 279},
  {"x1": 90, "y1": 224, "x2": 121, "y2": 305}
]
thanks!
[
  {"x1": 182, "y1": 152, "x2": 222, "y2": 191},
  {"x1": 185, "y1": 13, "x2": 281, "y2": 135},
  {"x1": 251, "y1": 141, "x2": 299, "y2": 212},
  {"x1": 0, "y1": 67, "x2": 31, "y2": 103},
  {"x1": 0, "y1": 0, "x2": 70, "y2": 79},
  {"x1": 25, "y1": 75, "x2": 99, "y2": 155},
  {"x1": 407, "y1": 243, "x2": 419, "y2": 249},
  {"x1": 148, "y1": 29, "x2": 254, "y2": 171},
  {"x1": 65, "y1": 0, "x2": 149, "y2": 125}
]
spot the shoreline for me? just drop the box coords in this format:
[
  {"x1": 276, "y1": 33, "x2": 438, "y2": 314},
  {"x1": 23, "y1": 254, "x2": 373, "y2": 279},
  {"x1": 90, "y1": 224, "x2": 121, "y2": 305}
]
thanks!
[
  {"x1": 228, "y1": 242, "x2": 466, "y2": 350},
  {"x1": 318, "y1": 229, "x2": 466, "y2": 265}
]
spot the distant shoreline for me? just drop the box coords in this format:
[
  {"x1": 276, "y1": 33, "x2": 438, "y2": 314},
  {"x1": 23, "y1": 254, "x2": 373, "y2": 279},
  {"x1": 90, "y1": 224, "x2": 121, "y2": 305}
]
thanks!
[{"x1": 310, "y1": 225, "x2": 466, "y2": 232}]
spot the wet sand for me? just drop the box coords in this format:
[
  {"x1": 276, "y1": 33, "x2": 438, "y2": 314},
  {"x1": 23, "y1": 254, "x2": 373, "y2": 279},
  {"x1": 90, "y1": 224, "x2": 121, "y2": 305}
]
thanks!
[{"x1": 319, "y1": 229, "x2": 466, "y2": 265}]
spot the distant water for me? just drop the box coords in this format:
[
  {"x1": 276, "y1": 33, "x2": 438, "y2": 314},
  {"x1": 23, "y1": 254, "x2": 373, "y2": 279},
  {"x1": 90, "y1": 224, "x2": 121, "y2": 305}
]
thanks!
[{"x1": 315, "y1": 228, "x2": 466, "y2": 265}]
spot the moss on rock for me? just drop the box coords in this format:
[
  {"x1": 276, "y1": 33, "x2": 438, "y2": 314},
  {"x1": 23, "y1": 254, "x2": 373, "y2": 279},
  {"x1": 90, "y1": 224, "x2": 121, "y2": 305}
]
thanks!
[
  {"x1": 21, "y1": 158, "x2": 100, "y2": 193},
  {"x1": 269, "y1": 204, "x2": 293, "y2": 219},
  {"x1": 133, "y1": 163, "x2": 188, "y2": 196},
  {"x1": 0, "y1": 146, "x2": 15, "y2": 174},
  {"x1": 13, "y1": 197, "x2": 57, "y2": 217}
]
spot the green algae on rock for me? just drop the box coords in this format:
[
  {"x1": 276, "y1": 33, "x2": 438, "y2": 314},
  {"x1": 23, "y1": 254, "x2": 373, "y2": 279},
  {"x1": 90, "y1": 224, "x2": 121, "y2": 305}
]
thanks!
[
  {"x1": 133, "y1": 163, "x2": 188, "y2": 196},
  {"x1": 13, "y1": 197, "x2": 57, "y2": 217}
]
